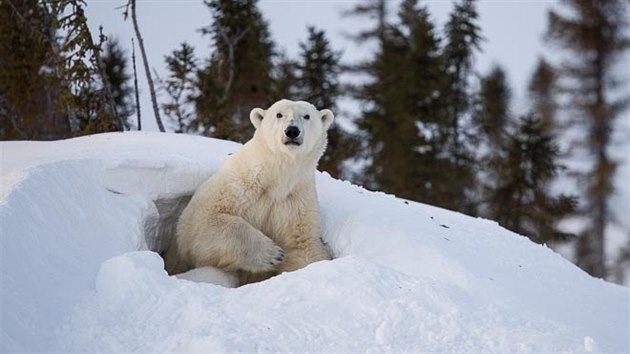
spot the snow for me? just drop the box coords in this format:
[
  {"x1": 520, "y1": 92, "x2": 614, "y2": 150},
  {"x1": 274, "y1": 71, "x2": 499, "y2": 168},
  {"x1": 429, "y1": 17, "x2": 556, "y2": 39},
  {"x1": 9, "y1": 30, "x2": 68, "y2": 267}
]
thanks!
[{"x1": 1, "y1": 132, "x2": 628, "y2": 353}]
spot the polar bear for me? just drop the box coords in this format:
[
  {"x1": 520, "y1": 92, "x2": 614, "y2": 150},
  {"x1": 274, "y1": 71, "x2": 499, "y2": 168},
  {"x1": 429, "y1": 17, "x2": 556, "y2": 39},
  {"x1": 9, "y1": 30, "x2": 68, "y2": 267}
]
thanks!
[{"x1": 163, "y1": 99, "x2": 334, "y2": 286}]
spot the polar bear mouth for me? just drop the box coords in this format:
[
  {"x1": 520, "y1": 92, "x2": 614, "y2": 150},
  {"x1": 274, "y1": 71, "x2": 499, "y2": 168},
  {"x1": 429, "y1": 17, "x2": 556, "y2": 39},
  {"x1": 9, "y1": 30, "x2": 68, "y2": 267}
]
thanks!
[{"x1": 284, "y1": 139, "x2": 302, "y2": 146}]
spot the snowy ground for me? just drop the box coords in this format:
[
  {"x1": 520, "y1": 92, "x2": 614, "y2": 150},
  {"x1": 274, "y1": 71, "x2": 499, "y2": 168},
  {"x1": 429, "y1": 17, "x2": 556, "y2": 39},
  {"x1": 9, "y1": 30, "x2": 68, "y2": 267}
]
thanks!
[{"x1": 1, "y1": 132, "x2": 628, "y2": 353}]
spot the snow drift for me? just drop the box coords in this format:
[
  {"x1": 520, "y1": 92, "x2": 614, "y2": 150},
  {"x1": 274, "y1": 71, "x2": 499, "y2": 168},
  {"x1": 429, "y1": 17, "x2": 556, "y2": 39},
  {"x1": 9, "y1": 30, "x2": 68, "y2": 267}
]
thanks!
[{"x1": 1, "y1": 132, "x2": 628, "y2": 353}]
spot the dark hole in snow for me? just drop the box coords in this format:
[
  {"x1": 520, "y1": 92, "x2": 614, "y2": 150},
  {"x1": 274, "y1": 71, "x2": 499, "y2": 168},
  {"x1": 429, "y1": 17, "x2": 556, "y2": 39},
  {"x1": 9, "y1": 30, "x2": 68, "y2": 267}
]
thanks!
[
  {"x1": 143, "y1": 194, "x2": 193, "y2": 255},
  {"x1": 440, "y1": 224, "x2": 450, "y2": 229}
]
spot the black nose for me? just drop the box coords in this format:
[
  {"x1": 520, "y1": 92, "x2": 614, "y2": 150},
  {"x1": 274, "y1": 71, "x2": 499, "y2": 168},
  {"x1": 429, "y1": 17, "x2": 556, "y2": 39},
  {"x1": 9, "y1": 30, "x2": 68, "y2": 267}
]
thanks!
[{"x1": 284, "y1": 126, "x2": 300, "y2": 139}]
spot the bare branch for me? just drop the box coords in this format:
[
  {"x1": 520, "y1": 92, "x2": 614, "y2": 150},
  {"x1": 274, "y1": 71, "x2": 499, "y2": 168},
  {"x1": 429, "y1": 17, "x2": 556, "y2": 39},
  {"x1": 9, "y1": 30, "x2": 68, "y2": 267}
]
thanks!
[
  {"x1": 132, "y1": 38, "x2": 141, "y2": 130},
  {"x1": 92, "y1": 25, "x2": 123, "y2": 129},
  {"x1": 128, "y1": 0, "x2": 165, "y2": 132},
  {"x1": 218, "y1": 26, "x2": 249, "y2": 103}
]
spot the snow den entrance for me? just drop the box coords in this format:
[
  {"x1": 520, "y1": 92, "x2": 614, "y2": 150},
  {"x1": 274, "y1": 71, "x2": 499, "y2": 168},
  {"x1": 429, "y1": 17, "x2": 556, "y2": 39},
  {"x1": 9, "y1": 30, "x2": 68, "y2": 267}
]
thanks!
[{"x1": 143, "y1": 195, "x2": 192, "y2": 256}]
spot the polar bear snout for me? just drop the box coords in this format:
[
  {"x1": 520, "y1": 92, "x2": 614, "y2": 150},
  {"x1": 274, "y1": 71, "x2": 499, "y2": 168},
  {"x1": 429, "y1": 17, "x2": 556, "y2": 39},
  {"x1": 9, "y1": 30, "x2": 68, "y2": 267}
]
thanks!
[
  {"x1": 284, "y1": 126, "x2": 301, "y2": 139},
  {"x1": 284, "y1": 126, "x2": 302, "y2": 145}
]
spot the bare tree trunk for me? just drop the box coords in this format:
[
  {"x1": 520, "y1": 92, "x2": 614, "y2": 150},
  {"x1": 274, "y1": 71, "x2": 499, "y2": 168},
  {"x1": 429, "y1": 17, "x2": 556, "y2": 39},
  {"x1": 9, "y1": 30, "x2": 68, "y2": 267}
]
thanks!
[
  {"x1": 591, "y1": 51, "x2": 610, "y2": 278},
  {"x1": 84, "y1": 22, "x2": 123, "y2": 130},
  {"x1": 132, "y1": 38, "x2": 141, "y2": 130},
  {"x1": 218, "y1": 27, "x2": 249, "y2": 103},
  {"x1": 130, "y1": 0, "x2": 165, "y2": 132}
]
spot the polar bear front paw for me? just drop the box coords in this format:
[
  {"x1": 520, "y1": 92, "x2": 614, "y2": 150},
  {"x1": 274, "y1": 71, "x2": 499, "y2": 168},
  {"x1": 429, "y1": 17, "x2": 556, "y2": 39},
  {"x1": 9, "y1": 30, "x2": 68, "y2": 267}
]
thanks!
[
  {"x1": 268, "y1": 246, "x2": 285, "y2": 266},
  {"x1": 243, "y1": 241, "x2": 285, "y2": 273}
]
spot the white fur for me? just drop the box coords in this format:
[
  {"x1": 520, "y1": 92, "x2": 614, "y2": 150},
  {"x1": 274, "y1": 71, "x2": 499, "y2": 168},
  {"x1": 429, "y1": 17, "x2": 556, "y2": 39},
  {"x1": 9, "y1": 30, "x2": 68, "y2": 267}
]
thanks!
[
  {"x1": 175, "y1": 267, "x2": 239, "y2": 288},
  {"x1": 164, "y1": 100, "x2": 334, "y2": 285}
]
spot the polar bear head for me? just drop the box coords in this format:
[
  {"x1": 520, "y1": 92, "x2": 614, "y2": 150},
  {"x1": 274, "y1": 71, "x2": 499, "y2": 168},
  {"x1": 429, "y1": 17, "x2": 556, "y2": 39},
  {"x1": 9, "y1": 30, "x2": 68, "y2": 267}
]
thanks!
[{"x1": 249, "y1": 99, "x2": 334, "y2": 156}]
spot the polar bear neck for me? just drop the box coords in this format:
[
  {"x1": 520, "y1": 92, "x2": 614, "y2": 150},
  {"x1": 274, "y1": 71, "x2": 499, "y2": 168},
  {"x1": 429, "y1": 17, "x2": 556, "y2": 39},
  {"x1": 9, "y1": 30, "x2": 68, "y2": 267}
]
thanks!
[{"x1": 226, "y1": 137, "x2": 324, "y2": 200}]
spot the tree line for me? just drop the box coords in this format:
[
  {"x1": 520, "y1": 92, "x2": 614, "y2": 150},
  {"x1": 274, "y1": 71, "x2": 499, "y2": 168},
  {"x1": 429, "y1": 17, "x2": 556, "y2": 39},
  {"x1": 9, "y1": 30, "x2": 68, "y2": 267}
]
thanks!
[{"x1": 1, "y1": 0, "x2": 628, "y2": 284}]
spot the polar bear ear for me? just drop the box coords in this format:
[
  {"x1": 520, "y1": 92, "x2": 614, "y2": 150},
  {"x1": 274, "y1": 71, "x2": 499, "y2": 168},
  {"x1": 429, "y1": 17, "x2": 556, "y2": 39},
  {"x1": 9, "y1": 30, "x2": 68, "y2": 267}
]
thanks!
[
  {"x1": 249, "y1": 108, "x2": 265, "y2": 129},
  {"x1": 320, "y1": 109, "x2": 335, "y2": 130}
]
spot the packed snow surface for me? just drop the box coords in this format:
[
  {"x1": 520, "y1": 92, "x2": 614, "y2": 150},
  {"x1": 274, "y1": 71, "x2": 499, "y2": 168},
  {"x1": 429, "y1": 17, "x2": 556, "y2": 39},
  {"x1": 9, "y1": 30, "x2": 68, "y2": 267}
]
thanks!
[{"x1": 1, "y1": 132, "x2": 628, "y2": 353}]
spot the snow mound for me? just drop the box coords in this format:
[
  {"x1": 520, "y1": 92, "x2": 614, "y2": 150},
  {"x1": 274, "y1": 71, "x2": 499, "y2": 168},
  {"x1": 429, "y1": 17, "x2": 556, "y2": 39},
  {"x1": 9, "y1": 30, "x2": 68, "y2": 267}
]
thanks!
[{"x1": 1, "y1": 132, "x2": 628, "y2": 353}]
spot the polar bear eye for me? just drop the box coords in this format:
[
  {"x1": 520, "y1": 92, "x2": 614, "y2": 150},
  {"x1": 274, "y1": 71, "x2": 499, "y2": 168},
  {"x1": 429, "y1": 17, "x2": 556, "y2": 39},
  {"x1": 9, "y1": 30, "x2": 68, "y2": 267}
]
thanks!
[
  {"x1": 276, "y1": 113, "x2": 283, "y2": 118},
  {"x1": 303, "y1": 114, "x2": 310, "y2": 120}
]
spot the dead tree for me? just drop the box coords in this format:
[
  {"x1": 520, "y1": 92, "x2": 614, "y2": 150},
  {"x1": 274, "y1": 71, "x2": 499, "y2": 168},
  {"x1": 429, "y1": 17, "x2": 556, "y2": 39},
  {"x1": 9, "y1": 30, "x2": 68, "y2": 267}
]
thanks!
[{"x1": 124, "y1": 0, "x2": 165, "y2": 132}]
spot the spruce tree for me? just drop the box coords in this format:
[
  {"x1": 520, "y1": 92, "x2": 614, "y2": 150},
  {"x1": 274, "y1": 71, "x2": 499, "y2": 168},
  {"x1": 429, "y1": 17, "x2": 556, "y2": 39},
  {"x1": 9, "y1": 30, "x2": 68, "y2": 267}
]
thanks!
[
  {"x1": 475, "y1": 65, "x2": 511, "y2": 218},
  {"x1": 478, "y1": 64, "x2": 576, "y2": 245},
  {"x1": 1, "y1": 0, "x2": 123, "y2": 139},
  {"x1": 60, "y1": 1, "x2": 121, "y2": 134},
  {"x1": 526, "y1": 59, "x2": 575, "y2": 238},
  {"x1": 528, "y1": 58, "x2": 558, "y2": 131},
  {"x1": 355, "y1": 0, "x2": 444, "y2": 203},
  {"x1": 476, "y1": 65, "x2": 511, "y2": 149},
  {"x1": 486, "y1": 115, "x2": 576, "y2": 244},
  {"x1": 193, "y1": 0, "x2": 275, "y2": 142},
  {"x1": 398, "y1": 0, "x2": 451, "y2": 206},
  {"x1": 0, "y1": 0, "x2": 69, "y2": 140},
  {"x1": 344, "y1": 0, "x2": 388, "y2": 44},
  {"x1": 271, "y1": 53, "x2": 298, "y2": 100},
  {"x1": 351, "y1": 1, "x2": 401, "y2": 190},
  {"x1": 441, "y1": 0, "x2": 482, "y2": 213},
  {"x1": 297, "y1": 27, "x2": 340, "y2": 110},
  {"x1": 546, "y1": 0, "x2": 629, "y2": 278},
  {"x1": 162, "y1": 42, "x2": 197, "y2": 133},
  {"x1": 102, "y1": 38, "x2": 134, "y2": 129},
  {"x1": 296, "y1": 26, "x2": 357, "y2": 178}
]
